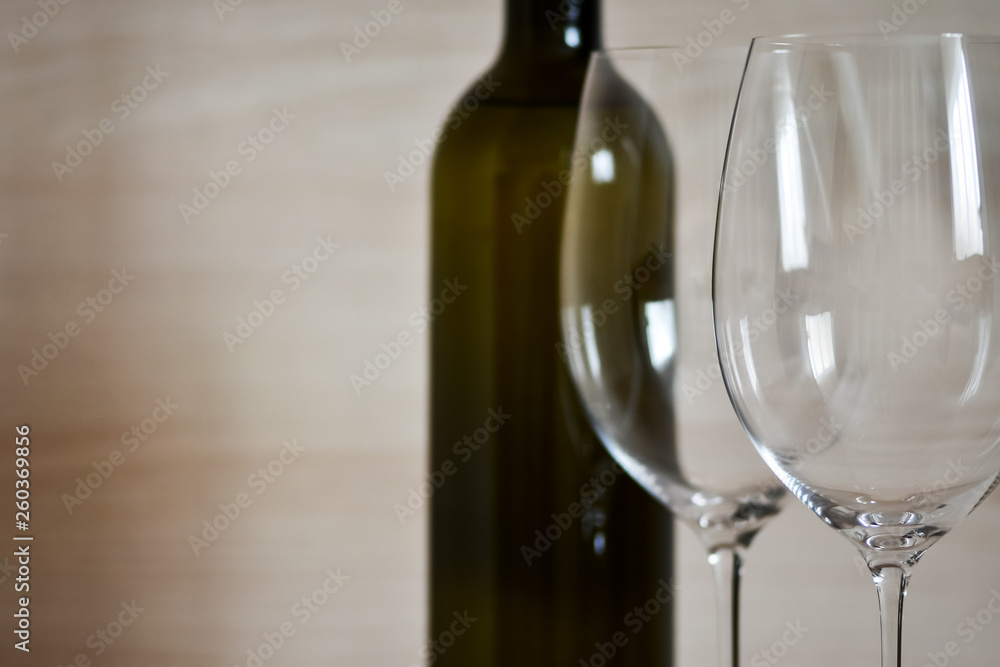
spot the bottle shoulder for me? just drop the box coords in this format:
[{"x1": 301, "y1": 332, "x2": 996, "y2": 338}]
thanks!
[
  {"x1": 430, "y1": 86, "x2": 581, "y2": 176},
  {"x1": 444, "y1": 51, "x2": 589, "y2": 112}
]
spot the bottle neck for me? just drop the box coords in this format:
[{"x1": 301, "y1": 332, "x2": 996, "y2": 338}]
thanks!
[
  {"x1": 486, "y1": 0, "x2": 602, "y2": 104},
  {"x1": 499, "y1": 0, "x2": 602, "y2": 64}
]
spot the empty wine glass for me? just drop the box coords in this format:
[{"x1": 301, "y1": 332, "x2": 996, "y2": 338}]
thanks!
[
  {"x1": 560, "y1": 46, "x2": 786, "y2": 667},
  {"x1": 713, "y1": 34, "x2": 1000, "y2": 666}
]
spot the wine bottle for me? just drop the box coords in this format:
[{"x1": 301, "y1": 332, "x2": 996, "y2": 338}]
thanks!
[{"x1": 428, "y1": 1, "x2": 674, "y2": 665}]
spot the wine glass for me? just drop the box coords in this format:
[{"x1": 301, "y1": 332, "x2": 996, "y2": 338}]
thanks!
[
  {"x1": 713, "y1": 34, "x2": 1000, "y2": 666},
  {"x1": 560, "y1": 47, "x2": 786, "y2": 667}
]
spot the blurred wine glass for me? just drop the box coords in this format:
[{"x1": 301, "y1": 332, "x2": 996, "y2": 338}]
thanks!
[{"x1": 560, "y1": 46, "x2": 786, "y2": 667}]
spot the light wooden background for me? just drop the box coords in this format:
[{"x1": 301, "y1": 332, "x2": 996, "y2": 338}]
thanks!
[{"x1": 0, "y1": 1, "x2": 999, "y2": 665}]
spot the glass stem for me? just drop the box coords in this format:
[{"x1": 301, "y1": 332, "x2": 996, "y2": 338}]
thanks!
[
  {"x1": 708, "y1": 545, "x2": 743, "y2": 667},
  {"x1": 871, "y1": 564, "x2": 909, "y2": 667}
]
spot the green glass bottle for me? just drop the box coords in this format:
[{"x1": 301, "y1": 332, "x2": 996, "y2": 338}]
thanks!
[{"x1": 428, "y1": 1, "x2": 674, "y2": 664}]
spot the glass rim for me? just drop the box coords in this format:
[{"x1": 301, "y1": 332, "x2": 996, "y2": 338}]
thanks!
[
  {"x1": 589, "y1": 45, "x2": 750, "y2": 59},
  {"x1": 590, "y1": 34, "x2": 1000, "y2": 57},
  {"x1": 750, "y1": 33, "x2": 1000, "y2": 47}
]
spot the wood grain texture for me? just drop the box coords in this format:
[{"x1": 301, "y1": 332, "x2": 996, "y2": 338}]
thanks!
[{"x1": 0, "y1": 0, "x2": 997, "y2": 665}]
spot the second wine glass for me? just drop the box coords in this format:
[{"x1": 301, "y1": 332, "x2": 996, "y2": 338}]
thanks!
[
  {"x1": 713, "y1": 34, "x2": 1000, "y2": 667},
  {"x1": 560, "y1": 46, "x2": 786, "y2": 667}
]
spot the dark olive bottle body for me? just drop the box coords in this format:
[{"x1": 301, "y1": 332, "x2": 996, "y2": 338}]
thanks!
[{"x1": 428, "y1": 2, "x2": 674, "y2": 664}]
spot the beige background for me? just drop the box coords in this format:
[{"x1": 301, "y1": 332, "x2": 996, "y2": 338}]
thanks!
[{"x1": 1, "y1": 0, "x2": 999, "y2": 665}]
